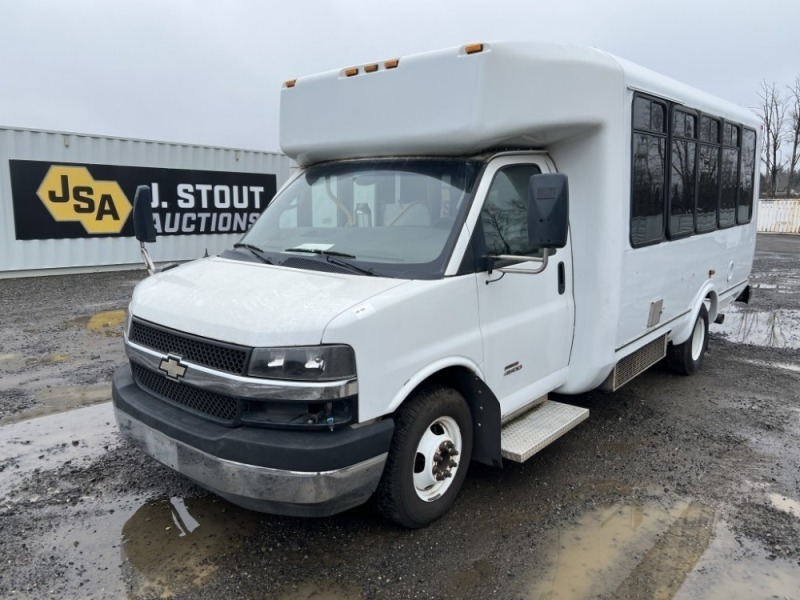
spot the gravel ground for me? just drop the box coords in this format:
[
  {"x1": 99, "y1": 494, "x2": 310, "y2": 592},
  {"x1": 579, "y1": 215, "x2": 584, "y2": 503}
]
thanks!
[{"x1": 0, "y1": 235, "x2": 799, "y2": 599}]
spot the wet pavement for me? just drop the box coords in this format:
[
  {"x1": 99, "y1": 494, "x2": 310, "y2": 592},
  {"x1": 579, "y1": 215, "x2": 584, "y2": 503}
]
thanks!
[{"x1": 1, "y1": 235, "x2": 799, "y2": 599}]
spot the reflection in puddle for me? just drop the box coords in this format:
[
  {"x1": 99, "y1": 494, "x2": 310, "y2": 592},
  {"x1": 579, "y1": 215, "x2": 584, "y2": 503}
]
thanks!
[
  {"x1": 712, "y1": 306, "x2": 800, "y2": 349},
  {"x1": 526, "y1": 497, "x2": 714, "y2": 599},
  {"x1": 121, "y1": 496, "x2": 262, "y2": 597}
]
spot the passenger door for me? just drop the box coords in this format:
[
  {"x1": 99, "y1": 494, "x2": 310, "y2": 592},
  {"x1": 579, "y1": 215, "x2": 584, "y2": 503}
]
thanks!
[{"x1": 473, "y1": 155, "x2": 574, "y2": 417}]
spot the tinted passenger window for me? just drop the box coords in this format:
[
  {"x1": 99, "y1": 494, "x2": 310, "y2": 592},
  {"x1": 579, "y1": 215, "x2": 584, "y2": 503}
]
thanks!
[
  {"x1": 481, "y1": 164, "x2": 541, "y2": 256},
  {"x1": 719, "y1": 148, "x2": 738, "y2": 228},
  {"x1": 697, "y1": 145, "x2": 719, "y2": 233},
  {"x1": 669, "y1": 140, "x2": 696, "y2": 237},
  {"x1": 738, "y1": 129, "x2": 757, "y2": 224},
  {"x1": 631, "y1": 133, "x2": 666, "y2": 246}
]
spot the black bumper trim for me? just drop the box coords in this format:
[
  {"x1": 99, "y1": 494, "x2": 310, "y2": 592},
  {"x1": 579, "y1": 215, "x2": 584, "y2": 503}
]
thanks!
[{"x1": 112, "y1": 366, "x2": 394, "y2": 472}]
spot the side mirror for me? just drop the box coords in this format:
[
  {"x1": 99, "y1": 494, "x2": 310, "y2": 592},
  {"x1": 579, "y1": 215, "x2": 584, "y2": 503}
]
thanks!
[
  {"x1": 133, "y1": 185, "x2": 157, "y2": 243},
  {"x1": 528, "y1": 173, "x2": 568, "y2": 249}
]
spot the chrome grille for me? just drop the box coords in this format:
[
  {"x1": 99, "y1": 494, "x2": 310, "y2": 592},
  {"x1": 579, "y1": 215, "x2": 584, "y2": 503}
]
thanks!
[
  {"x1": 132, "y1": 363, "x2": 239, "y2": 424},
  {"x1": 130, "y1": 320, "x2": 249, "y2": 375}
]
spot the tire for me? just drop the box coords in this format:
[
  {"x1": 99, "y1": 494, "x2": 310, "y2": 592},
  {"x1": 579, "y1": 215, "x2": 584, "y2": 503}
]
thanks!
[
  {"x1": 667, "y1": 304, "x2": 709, "y2": 375},
  {"x1": 376, "y1": 385, "x2": 473, "y2": 528}
]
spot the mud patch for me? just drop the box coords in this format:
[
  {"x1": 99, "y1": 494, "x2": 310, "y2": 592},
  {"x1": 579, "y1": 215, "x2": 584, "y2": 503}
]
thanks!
[
  {"x1": 732, "y1": 500, "x2": 800, "y2": 559},
  {"x1": 279, "y1": 581, "x2": 364, "y2": 600},
  {"x1": 67, "y1": 309, "x2": 127, "y2": 337}
]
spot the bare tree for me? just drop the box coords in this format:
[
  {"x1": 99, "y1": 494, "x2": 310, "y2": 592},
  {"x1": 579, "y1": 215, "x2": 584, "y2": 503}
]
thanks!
[
  {"x1": 787, "y1": 77, "x2": 800, "y2": 195},
  {"x1": 758, "y1": 81, "x2": 788, "y2": 197}
]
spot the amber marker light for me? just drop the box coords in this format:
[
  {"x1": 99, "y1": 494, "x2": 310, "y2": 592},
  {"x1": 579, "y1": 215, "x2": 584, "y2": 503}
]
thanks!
[
  {"x1": 384, "y1": 59, "x2": 399, "y2": 69},
  {"x1": 283, "y1": 79, "x2": 297, "y2": 88},
  {"x1": 464, "y1": 43, "x2": 485, "y2": 55},
  {"x1": 344, "y1": 67, "x2": 359, "y2": 77},
  {"x1": 364, "y1": 64, "x2": 379, "y2": 73}
]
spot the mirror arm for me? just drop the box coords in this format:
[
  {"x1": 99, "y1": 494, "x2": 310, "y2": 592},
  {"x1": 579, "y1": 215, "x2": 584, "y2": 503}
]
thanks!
[
  {"x1": 140, "y1": 241, "x2": 156, "y2": 276},
  {"x1": 488, "y1": 251, "x2": 549, "y2": 275}
]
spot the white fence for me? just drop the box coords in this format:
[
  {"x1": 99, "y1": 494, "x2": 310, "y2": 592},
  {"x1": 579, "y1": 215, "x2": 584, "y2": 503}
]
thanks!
[{"x1": 758, "y1": 199, "x2": 800, "y2": 234}]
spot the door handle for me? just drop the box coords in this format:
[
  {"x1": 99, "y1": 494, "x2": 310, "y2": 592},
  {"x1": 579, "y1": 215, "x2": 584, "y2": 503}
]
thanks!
[{"x1": 558, "y1": 261, "x2": 566, "y2": 295}]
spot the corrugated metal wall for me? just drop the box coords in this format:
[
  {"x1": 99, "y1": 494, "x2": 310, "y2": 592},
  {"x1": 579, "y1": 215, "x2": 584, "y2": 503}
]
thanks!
[
  {"x1": 0, "y1": 127, "x2": 295, "y2": 275},
  {"x1": 758, "y1": 199, "x2": 800, "y2": 234}
]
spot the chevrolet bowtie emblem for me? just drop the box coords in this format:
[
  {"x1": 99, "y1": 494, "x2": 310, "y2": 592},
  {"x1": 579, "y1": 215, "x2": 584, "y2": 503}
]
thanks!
[{"x1": 158, "y1": 354, "x2": 187, "y2": 381}]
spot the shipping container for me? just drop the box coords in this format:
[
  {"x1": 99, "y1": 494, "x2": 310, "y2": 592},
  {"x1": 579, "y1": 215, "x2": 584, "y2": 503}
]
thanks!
[
  {"x1": 0, "y1": 126, "x2": 295, "y2": 276},
  {"x1": 758, "y1": 199, "x2": 800, "y2": 234}
]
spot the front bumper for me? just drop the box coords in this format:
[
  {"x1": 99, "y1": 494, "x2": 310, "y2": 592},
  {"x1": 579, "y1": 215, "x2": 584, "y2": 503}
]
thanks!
[{"x1": 112, "y1": 366, "x2": 394, "y2": 516}]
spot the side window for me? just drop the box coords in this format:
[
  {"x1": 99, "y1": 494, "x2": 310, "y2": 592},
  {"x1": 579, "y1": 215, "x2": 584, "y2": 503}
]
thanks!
[
  {"x1": 696, "y1": 116, "x2": 720, "y2": 233},
  {"x1": 719, "y1": 123, "x2": 740, "y2": 228},
  {"x1": 631, "y1": 95, "x2": 667, "y2": 247},
  {"x1": 737, "y1": 129, "x2": 757, "y2": 224},
  {"x1": 668, "y1": 109, "x2": 697, "y2": 238},
  {"x1": 481, "y1": 164, "x2": 541, "y2": 256}
]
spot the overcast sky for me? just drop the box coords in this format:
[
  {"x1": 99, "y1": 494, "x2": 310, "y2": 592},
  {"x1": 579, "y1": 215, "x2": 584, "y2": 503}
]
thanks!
[{"x1": 0, "y1": 0, "x2": 797, "y2": 153}]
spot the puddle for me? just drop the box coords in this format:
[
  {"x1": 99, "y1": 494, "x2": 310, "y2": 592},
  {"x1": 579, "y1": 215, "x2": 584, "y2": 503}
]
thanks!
[
  {"x1": 738, "y1": 358, "x2": 800, "y2": 374},
  {"x1": 1, "y1": 383, "x2": 111, "y2": 424},
  {"x1": 0, "y1": 401, "x2": 119, "y2": 497},
  {"x1": 525, "y1": 494, "x2": 800, "y2": 600},
  {"x1": 712, "y1": 305, "x2": 800, "y2": 349},
  {"x1": 121, "y1": 495, "x2": 263, "y2": 597},
  {"x1": 525, "y1": 496, "x2": 714, "y2": 599},
  {"x1": 769, "y1": 493, "x2": 800, "y2": 519},
  {"x1": 675, "y1": 521, "x2": 800, "y2": 599}
]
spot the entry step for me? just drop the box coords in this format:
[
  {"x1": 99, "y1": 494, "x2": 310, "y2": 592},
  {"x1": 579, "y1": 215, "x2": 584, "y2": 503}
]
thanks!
[{"x1": 500, "y1": 400, "x2": 589, "y2": 463}]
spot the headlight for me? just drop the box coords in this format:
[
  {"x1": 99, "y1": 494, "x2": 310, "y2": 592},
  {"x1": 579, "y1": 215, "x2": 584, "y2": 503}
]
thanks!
[{"x1": 248, "y1": 345, "x2": 356, "y2": 381}]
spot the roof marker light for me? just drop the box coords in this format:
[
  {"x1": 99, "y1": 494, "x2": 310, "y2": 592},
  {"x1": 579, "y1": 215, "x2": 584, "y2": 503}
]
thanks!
[
  {"x1": 464, "y1": 43, "x2": 485, "y2": 55},
  {"x1": 284, "y1": 79, "x2": 297, "y2": 88},
  {"x1": 384, "y1": 59, "x2": 399, "y2": 69},
  {"x1": 364, "y1": 63, "x2": 379, "y2": 73},
  {"x1": 344, "y1": 67, "x2": 359, "y2": 77}
]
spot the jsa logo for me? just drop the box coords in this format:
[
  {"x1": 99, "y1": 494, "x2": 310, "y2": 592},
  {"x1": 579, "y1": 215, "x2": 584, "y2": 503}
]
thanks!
[{"x1": 36, "y1": 166, "x2": 132, "y2": 234}]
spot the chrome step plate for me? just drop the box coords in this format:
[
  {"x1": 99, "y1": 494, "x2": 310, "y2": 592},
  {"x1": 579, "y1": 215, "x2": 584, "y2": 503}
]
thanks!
[{"x1": 500, "y1": 400, "x2": 589, "y2": 463}]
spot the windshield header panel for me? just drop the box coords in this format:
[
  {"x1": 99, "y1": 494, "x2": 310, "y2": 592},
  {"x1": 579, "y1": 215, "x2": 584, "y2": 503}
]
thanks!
[{"x1": 240, "y1": 158, "x2": 482, "y2": 279}]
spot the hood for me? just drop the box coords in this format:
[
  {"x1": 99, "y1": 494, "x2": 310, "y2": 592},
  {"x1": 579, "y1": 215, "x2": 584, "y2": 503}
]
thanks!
[{"x1": 130, "y1": 256, "x2": 409, "y2": 347}]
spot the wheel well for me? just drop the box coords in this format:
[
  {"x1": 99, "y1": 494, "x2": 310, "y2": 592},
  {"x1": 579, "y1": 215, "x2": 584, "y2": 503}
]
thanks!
[{"x1": 403, "y1": 367, "x2": 502, "y2": 468}]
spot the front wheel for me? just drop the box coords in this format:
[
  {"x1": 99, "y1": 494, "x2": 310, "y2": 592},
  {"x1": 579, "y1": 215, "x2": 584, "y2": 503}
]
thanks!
[
  {"x1": 375, "y1": 385, "x2": 473, "y2": 528},
  {"x1": 666, "y1": 304, "x2": 709, "y2": 375}
]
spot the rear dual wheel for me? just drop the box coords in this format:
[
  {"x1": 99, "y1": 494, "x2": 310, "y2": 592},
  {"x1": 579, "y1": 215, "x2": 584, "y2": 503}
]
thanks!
[{"x1": 376, "y1": 385, "x2": 473, "y2": 528}]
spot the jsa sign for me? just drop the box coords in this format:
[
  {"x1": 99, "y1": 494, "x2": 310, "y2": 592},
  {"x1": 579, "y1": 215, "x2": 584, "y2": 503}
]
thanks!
[{"x1": 10, "y1": 160, "x2": 277, "y2": 240}]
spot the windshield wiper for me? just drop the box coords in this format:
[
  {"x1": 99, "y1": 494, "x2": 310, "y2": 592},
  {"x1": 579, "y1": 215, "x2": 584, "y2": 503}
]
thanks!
[
  {"x1": 233, "y1": 242, "x2": 273, "y2": 265},
  {"x1": 283, "y1": 247, "x2": 374, "y2": 276},
  {"x1": 284, "y1": 247, "x2": 356, "y2": 258}
]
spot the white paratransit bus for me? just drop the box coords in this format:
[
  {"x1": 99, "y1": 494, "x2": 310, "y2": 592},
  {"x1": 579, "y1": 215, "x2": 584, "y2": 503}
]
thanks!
[{"x1": 112, "y1": 41, "x2": 761, "y2": 527}]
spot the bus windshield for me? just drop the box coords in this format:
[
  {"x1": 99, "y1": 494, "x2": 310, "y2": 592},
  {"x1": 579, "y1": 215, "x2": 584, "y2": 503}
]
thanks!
[{"x1": 238, "y1": 158, "x2": 481, "y2": 279}]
